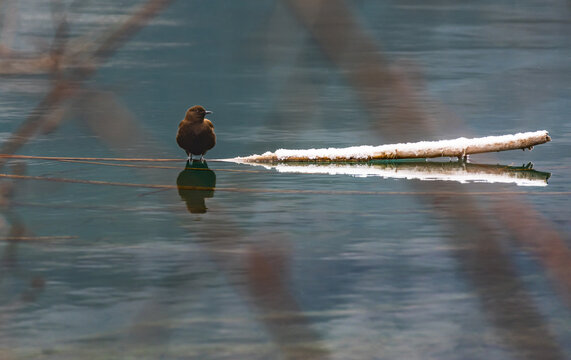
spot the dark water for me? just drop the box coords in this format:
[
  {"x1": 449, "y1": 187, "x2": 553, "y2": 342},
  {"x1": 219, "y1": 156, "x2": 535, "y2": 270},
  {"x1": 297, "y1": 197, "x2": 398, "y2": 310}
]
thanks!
[{"x1": 1, "y1": 1, "x2": 570, "y2": 359}]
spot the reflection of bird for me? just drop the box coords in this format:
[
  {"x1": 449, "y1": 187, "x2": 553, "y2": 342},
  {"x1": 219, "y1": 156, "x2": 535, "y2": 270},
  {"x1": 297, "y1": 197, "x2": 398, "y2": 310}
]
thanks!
[
  {"x1": 176, "y1": 160, "x2": 216, "y2": 214},
  {"x1": 176, "y1": 105, "x2": 216, "y2": 161}
]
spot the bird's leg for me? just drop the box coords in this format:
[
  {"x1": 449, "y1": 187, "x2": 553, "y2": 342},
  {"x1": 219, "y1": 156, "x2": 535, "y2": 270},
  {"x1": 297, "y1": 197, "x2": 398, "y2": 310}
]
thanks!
[
  {"x1": 200, "y1": 154, "x2": 204, "y2": 162},
  {"x1": 187, "y1": 153, "x2": 192, "y2": 161}
]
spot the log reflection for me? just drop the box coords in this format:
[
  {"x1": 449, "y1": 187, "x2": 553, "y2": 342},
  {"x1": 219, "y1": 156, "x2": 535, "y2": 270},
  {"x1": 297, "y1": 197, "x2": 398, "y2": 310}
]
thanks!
[{"x1": 250, "y1": 161, "x2": 551, "y2": 187}]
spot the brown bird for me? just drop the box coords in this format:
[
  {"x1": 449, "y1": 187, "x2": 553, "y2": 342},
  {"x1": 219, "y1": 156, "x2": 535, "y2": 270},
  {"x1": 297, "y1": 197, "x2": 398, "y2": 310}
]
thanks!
[{"x1": 176, "y1": 105, "x2": 216, "y2": 161}]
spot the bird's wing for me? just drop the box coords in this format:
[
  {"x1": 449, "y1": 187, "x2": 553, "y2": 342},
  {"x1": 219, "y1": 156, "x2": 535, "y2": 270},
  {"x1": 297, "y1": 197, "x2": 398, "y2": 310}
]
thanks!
[{"x1": 205, "y1": 119, "x2": 214, "y2": 129}]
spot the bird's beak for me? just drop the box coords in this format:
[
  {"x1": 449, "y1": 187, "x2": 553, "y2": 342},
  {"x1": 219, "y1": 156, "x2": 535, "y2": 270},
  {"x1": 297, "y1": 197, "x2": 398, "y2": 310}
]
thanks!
[{"x1": 205, "y1": 110, "x2": 213, "y2": 115}]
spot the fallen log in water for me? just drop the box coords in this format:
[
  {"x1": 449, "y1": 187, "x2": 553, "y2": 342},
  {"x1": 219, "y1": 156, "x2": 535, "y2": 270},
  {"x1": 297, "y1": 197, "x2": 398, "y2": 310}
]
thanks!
[{"x1": 235, "y1": 130, "x2": 551, "y2": 163}]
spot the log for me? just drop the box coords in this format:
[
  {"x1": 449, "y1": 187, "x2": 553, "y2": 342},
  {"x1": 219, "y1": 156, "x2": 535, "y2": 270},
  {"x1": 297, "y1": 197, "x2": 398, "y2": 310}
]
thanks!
[{"x1": 235, "y1": 130, "x2": 551, "y2": 163}]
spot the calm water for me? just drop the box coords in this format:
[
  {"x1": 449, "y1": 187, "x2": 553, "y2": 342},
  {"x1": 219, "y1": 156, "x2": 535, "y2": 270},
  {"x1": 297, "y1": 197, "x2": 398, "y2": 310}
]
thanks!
[{"x1": 1, "y1": 1, "x2": 570, "y2": 359}]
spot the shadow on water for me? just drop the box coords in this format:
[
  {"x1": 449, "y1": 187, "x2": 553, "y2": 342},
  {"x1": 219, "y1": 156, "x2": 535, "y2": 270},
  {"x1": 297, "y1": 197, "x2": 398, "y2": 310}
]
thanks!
[{"x1": 176, "y1": 160, "x2": 216, "y2": 214}]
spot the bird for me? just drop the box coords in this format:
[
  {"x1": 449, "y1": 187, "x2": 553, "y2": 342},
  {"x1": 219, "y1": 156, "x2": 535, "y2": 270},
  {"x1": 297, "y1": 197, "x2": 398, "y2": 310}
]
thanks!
[{"x1": 176, "y1": 105, "x2": 216, "y2": 161}]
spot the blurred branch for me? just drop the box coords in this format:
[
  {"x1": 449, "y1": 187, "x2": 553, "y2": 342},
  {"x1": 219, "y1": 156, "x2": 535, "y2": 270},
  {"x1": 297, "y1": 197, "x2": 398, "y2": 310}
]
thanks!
[
  {"x1": 285, "y1": 0, "x2": 431, "y2": 141},
  {"x1": 245, "y1": 244, "x2": 329, "y2": 359},
  {"x1": 48, "y1": 0, "x2": 69, "y2": 79},
  {"x1": 0, "y1": 0, "x2": 17, "y2": 54},
  {"x1": 0, "y1": 55, "x2": 56, "y2": 75},
  {"x1": 73, "y1": 90, "x2": 147, "y2": 150},
  {"x1": 0, "y1": 4, "x2": 173, "y2": 355},
  {"x1": 0, "y1": 0, "x2": 173, "y2": 170},
  {"x1": 421, "y1": 189, "x2": 567, "y2": 359},
  {"x1": 492, "y1": 197, "x2": 571, "y2": 304},
  {"x1": 284, "y1": 0, "x2": 569, "y2": 358},
  {"x1": 1, "y1": 2, "x2": 329, "y2": 358}
]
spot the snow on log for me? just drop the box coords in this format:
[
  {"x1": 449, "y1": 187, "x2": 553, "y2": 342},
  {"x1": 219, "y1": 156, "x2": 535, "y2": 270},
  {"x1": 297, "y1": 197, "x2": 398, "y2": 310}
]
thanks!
[{"x1": 235, "y1": 130, "x2": 551, "y2": 163}]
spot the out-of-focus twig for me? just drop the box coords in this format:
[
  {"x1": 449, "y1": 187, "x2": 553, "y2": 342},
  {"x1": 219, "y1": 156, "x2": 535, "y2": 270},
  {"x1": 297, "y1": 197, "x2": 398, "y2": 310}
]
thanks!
[
  {"x1": 245, "y1": 245, "x2": 329, "y2": 359},
  {"x1": 0, "y1": 54, "x2": 59, "y2": 74},
  {"x1": 0, "y1": 0, "x2": 173, "y2": 170},
  {"x1": 492, "y1": 197, "x2": 571, "y2": 303},
  {"x1": 74, "y1": 90, "x2": 147, "y2": 150},
  {"x1": 0, "y1": 5, "x2": 172, "y2": 356},
  {"x1": 1, "y1": 2, "x2": 331, "y2": 359},
  {"x1": 0, "y1": 0, "x2": 17, "y2": 54},
  {"x1": 48, "y1": 0, "x2": 69, "y2": 78},
  {"x1": 285, "y1": 0, "x2": 432, "y2": 141},
  {"x1": 284, "y1": 0, "x2": 569, "y2": 358},
  {"x1": 421, "y1": 188, "x2": 568, "y2": 359}
]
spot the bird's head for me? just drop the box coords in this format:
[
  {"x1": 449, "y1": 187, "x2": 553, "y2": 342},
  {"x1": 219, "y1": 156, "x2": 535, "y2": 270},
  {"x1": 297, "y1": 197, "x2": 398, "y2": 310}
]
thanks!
[{"x1": 185, "y1": 105, "x2": 212, "y2": 122}]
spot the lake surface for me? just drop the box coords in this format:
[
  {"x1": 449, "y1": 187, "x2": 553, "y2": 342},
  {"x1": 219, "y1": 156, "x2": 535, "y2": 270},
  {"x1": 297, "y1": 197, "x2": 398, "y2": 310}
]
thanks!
[{"x1": 1, "y1": 1, "x2": 569, "y2": 359}]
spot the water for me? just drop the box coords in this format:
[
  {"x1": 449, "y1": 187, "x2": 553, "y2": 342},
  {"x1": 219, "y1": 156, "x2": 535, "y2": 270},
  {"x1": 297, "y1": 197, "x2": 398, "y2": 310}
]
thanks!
[{"x1": 1, "y1": 1, "x2": 570, "y2": 359}]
